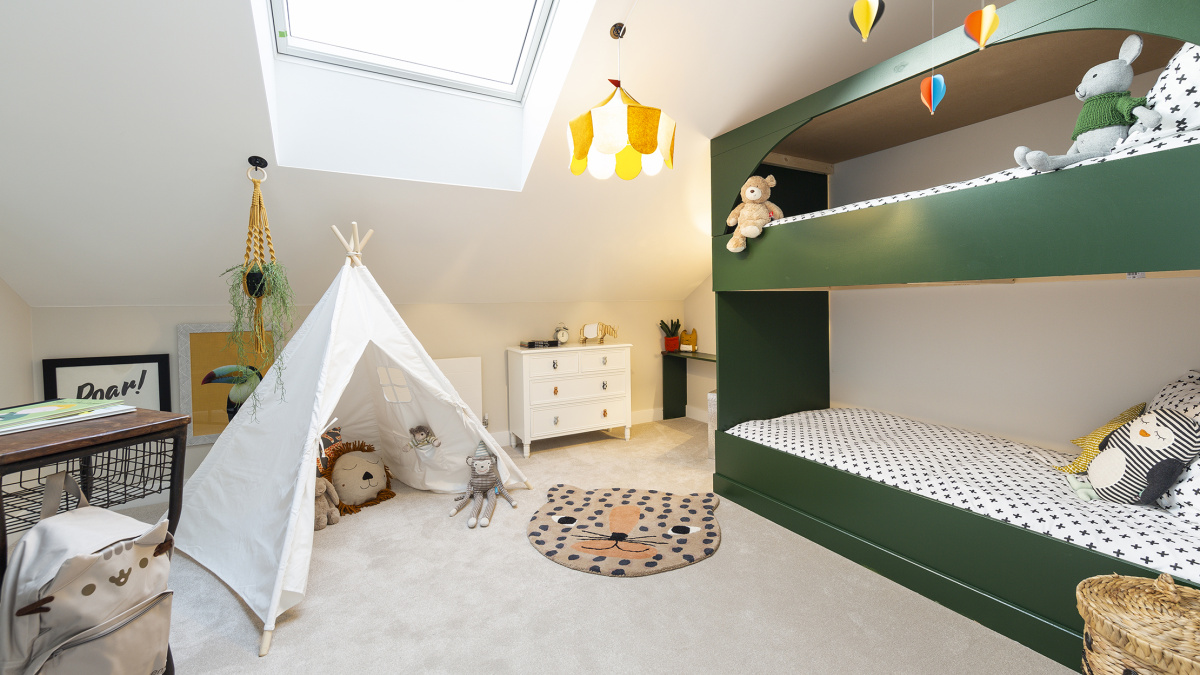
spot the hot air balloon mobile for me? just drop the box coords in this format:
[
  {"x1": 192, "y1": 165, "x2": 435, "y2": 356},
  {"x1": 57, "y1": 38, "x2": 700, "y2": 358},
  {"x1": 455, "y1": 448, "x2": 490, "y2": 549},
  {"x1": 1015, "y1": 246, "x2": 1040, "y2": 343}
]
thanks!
[
  {"x1": 921, "y1": 74, "x2": 946, "y2": 114},
  {"x1": 964, "y1": 4, "x2": 999, "y2": 51},
  {"x1": 849, "y1": 0, "x2": 885, "y2": 43}
]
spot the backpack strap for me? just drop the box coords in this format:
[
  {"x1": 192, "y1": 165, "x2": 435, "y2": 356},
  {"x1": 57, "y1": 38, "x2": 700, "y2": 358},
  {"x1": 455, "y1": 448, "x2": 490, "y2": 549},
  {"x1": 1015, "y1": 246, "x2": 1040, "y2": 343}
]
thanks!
[{"x1": 39, "y1": 472, "x2": 89, "y2": 520}]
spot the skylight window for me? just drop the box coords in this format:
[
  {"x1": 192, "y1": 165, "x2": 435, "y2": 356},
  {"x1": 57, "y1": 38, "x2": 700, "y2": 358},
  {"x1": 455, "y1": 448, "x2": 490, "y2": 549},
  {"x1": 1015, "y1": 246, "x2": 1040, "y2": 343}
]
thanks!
[{"x1": 271, "y1": 0, "x2": 555, "y2": 101}]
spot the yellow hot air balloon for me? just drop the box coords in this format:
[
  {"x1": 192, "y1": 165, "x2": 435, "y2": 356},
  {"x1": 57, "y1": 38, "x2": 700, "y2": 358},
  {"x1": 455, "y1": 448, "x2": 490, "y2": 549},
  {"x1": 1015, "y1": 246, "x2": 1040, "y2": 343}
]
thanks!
[
  {"x1": 964, "y1": 4, "x2": 999, "y2": 50},
  {"x1": 850, "y1": 0, "x2": 885, "y2": 43},
  {"x1": 568, "y1": 79, "x2": 676, "y2": 180}
]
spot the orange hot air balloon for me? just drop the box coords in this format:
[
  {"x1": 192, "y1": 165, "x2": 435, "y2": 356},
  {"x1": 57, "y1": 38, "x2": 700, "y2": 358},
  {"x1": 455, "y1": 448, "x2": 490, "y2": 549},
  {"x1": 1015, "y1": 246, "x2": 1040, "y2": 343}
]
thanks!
[
  {"x1": 964, "y1": 4, "x2": 999, "y2": 50},
  {"x1": 849, "y1": 0, "x2": 885, "y2": 43},
  {"x1": 921, "y1": 74, "x2": 946, "y2": 114}
]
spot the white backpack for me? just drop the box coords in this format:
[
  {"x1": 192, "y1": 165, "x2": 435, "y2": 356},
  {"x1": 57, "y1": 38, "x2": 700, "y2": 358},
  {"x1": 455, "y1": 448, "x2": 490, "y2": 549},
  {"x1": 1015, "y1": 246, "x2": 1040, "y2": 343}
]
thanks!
[{"x1": 0, "y1": 473, "x2": 173, "y2": 675}]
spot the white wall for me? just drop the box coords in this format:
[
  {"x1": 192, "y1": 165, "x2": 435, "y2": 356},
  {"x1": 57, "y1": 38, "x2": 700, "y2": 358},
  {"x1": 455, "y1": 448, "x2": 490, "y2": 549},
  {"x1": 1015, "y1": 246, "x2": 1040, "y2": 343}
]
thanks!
[
  {"x1": 682, "y1": 275, "x2": 716, "y2": 421},
  {"x1": 30, "y1": 297, "x2": 682, "y2": 477},
  {"x1": 826, "y1": 68, "x2": 1185, "y2": 452},
  {"x1": 830, "y1": 277, "x2": 1200, "y2": 452},
  {"x1": 0, "y1": 276, "x2": 33, "y2": 407}
]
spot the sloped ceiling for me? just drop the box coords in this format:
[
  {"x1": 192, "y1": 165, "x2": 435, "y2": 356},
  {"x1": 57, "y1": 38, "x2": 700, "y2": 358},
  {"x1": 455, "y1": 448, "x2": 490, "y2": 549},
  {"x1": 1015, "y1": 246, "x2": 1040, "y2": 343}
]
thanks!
[{"x1": 0, "y1": 0, "x2": 1013, "y2": 307}]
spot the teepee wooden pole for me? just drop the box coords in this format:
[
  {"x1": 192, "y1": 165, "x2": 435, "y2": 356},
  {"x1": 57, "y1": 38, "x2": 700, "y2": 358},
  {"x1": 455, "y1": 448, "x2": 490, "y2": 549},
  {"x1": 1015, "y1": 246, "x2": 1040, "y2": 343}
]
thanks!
[{"x1": 330, "y1": 225, "x2": 363, "y2": 267}]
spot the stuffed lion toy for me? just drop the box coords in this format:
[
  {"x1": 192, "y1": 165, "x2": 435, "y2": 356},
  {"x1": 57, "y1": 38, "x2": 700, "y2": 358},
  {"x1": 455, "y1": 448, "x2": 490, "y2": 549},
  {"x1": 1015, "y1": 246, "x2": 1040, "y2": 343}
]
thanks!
[{"x1": 320, "y1": 440, "x2": 396, "y2": 516}]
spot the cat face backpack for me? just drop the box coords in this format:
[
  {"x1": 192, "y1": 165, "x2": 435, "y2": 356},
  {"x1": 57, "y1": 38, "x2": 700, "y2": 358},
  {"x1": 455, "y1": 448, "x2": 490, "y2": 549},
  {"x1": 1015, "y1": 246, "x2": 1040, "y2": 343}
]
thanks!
[{"x1": 0, "y1": 472, "x2": 173, "y2": 675}]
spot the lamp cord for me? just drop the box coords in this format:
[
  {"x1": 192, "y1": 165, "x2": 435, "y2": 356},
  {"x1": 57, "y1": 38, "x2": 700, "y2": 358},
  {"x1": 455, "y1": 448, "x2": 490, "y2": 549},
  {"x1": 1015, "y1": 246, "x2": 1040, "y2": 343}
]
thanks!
[{"x1": 617, "y1": 0, "x2": 640, "y2": 84}]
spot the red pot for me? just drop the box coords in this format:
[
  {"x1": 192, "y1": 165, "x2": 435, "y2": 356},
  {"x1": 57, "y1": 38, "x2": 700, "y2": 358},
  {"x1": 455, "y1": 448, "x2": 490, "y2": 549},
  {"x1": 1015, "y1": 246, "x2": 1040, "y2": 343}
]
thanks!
[{"x1": 664, "y1": 336, "x2": 680, "y2": 352}]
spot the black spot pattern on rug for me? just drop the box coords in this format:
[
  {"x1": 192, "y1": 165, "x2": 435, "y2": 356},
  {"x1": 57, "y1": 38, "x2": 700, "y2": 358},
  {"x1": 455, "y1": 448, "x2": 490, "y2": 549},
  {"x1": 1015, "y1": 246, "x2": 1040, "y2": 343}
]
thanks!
[{"x1": 527, "y1": 485, "x2": 721, "y2": 577}]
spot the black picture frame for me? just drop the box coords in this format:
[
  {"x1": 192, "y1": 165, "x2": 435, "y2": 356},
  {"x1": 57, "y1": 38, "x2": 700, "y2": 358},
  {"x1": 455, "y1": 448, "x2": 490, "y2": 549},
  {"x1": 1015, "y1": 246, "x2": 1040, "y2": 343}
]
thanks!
[{"x1": 43, "y1": 354, "x2": 171, "y2": 411}]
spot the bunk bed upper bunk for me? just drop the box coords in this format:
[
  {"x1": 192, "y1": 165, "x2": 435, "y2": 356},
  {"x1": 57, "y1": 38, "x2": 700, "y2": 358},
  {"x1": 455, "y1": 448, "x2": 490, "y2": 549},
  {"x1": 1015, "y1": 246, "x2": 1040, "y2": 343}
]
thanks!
[
  {"x1": 710, "y1": 0, "x2": 1200, "y2": 292},
  {"x1": 708, "y1": 1, "x2": 1200, "y2": 669}
]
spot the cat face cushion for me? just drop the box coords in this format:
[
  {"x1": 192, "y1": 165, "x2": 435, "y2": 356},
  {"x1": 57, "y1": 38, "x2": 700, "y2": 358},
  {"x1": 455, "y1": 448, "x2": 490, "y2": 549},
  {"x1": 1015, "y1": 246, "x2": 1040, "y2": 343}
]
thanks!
[
  {"x1": 1089, "y1": 409, "x2": 1200, "y2": 505},
  {"x1": 527, "y1": 485, "x2": 720, "y2": 577}
]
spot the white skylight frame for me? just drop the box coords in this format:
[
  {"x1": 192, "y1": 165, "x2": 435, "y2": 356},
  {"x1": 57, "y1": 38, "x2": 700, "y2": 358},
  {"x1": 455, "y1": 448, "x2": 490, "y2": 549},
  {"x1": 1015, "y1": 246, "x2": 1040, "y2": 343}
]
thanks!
[{"x1": 270, "y1": 0, "x2": 556, "y2": 102}]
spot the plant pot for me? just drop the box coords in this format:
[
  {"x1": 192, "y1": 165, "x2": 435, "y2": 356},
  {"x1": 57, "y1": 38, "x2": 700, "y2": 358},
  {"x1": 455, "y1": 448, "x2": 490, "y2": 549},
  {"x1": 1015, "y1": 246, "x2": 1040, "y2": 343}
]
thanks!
[
  {"x1": 664, "y1": 336, "x2": 680, "y2": 352},
  {"x1": 243, "y1": 269, "x2": 267, "y2": 298}
]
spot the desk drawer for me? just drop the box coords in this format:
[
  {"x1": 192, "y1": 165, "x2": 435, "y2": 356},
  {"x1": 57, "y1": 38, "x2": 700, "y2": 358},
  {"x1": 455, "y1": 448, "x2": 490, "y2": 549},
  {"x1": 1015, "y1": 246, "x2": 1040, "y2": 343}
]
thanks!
[
  {"x1": 580, "y1": 350, "x2": 626, "y2": 373},
  {"x1": 528, "y1": 353, "x2": 578, "y2": 377},
  {"x1": 529, "y1": 374, "x2": 626, "y2": 405},
  {"x1": 532, "y1": 400, "x2": 627, "y2": 436}
]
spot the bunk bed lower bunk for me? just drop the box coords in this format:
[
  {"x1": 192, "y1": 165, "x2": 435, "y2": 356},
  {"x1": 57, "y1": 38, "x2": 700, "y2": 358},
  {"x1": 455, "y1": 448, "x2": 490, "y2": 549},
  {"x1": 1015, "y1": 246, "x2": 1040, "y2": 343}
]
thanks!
[{"x1": 713, "y1": 413, "x2": 1200, "y2": 667}]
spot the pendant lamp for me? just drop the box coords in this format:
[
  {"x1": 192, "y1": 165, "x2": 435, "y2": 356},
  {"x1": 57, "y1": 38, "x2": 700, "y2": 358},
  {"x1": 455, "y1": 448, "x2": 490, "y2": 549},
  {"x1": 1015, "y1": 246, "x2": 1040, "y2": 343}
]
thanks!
[{"x1": 568, "y1": 22, "x2": 675, "y2": 180}]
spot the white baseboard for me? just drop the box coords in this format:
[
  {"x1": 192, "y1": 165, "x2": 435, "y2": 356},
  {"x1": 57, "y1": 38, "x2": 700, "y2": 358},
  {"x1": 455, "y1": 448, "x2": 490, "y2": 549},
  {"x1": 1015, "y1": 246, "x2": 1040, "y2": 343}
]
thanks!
[
  {"x1": 685, "y1": 405, "x2": 710, "y2": 424},
  {"x1": 632, "y1": 408, "x2": 662, "y2": 425}
]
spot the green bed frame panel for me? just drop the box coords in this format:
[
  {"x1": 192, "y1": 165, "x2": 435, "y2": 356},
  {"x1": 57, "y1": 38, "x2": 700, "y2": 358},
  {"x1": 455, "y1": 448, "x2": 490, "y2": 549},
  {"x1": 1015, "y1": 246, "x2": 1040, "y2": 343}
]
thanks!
[
  {"x1": 714, "y1": 432, "x2": 1193, "y2": 669},
  {"x1": 713, "y1": 145, "x2": 1200, "y2": 291},
  {"x1": 715, "y1": 291, "x2": 829, "y2": 430}
]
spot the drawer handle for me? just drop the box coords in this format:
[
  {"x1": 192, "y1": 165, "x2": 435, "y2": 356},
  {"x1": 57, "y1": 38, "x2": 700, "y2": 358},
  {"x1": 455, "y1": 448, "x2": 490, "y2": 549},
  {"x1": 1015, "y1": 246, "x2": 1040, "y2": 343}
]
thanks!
[
  {"x1": 602, "y1": 356, "x2": 608, "y2": 365},
  {"x1": 602, "y1": 381, "x2": 608, "y2": 390},
  {"x1": 603, "y1": 409, "x2": 608, "y2": 418},
  {"x1": 553, "y1": 416, "x2": 559, "y2": 425},
  {"x1": 552, "y1": 359, "x2": 558, "y2": 370},
  {"x1": 553, "y1": 386, "x2": 558, "y2": 395}
]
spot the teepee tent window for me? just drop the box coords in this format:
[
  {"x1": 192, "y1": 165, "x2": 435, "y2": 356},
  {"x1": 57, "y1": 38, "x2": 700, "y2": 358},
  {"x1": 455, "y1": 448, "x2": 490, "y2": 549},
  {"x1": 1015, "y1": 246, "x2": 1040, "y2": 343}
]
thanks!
[{"x1": 377, "y1": 366, "x2": 411, "y2": 403}]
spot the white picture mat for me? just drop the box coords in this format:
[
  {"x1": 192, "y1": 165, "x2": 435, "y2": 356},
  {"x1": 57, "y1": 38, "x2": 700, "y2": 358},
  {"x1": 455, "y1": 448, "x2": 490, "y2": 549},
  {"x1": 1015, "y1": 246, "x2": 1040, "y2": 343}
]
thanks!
[{"x1": 52, "y1": 363, "x2": 163, "y2": 409}]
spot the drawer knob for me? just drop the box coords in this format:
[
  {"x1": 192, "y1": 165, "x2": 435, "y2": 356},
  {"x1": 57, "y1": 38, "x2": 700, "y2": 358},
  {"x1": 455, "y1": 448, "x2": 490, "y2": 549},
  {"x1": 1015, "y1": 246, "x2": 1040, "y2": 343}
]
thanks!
[
  {"x1": 603, "y1": 409, "x2": 608, "y2": 418},
  {"x1": 602, "y1": 356, "x2": 608, "y2": 365},
  {"x1": 602, "y1": 381, "x2": 608, "y2": 390},
  {"x1": 553, "y1": 386, "x2": 558, "y2": 395},
  {"x1": 553, "y1": 416, "x2": 559, "y2": 425},
  {"x1": 552, "y1": 359, "x2": 558, "y2": 370}
]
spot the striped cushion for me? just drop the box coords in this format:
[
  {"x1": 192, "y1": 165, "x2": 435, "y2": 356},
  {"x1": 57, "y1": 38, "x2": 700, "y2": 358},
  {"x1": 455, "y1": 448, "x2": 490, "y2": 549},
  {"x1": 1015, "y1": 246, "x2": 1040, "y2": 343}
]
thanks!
[
  {"x1": 1090, "y1": 410, "x2": 1200, "y2": 505},
  {"x1": 316, "y1": 426, "x2": 342, "y2": 475},
  {"x1": 1057, "y1": 403, "x2": 1146, "y2": 474}
]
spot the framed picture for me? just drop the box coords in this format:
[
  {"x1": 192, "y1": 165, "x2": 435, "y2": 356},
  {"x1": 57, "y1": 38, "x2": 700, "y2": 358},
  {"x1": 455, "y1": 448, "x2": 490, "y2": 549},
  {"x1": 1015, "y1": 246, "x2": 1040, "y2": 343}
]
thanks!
[
  {"x1": 43, "y1": 354, "x2": 171, "y2": 411},
  {"x1": 178, "y1": 323, "x2": 274, "y2": 445}
]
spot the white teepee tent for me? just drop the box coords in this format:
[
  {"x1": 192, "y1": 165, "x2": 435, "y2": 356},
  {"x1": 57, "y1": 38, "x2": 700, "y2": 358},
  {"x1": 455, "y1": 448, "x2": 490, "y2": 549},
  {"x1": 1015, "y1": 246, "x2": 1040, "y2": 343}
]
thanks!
[{"x1": 175, "y1": 225, "x2": 528, "y2": 654}]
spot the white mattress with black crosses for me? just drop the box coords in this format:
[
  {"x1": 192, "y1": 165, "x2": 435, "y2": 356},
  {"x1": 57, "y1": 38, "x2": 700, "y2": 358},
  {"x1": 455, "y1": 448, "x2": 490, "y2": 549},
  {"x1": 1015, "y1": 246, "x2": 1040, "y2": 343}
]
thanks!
[{"x1": 726, "y1": 408, "x2": 1200, "y2": 585}]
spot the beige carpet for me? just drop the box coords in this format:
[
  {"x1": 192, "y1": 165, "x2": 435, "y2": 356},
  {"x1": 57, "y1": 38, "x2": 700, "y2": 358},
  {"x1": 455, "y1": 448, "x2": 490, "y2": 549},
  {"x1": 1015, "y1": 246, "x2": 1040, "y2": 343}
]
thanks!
[{"x1": 117, "y1": 419, "x2": 1073, "y2": 674}]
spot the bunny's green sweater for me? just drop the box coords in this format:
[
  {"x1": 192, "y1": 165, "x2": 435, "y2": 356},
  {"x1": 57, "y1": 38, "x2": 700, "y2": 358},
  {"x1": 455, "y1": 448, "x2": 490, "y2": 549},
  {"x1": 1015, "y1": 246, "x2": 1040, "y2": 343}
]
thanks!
[{"x1": 1072, "y1": 91, "x2": 1147, "y2": 140}]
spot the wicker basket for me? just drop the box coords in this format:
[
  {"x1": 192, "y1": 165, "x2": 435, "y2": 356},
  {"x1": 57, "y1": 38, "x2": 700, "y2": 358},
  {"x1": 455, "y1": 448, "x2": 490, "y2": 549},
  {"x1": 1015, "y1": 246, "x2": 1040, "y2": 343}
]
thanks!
[{"x1": 1077, "y1": 573, "x2": 1200, "y2": 675}]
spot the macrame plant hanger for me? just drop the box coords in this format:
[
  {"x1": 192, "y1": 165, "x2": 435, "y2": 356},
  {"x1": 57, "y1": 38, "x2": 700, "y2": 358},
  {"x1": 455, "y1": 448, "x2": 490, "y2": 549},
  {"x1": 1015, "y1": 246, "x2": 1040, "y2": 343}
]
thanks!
[{"x1": 243, "y1": 157, "x2": 275, "y2": 354}]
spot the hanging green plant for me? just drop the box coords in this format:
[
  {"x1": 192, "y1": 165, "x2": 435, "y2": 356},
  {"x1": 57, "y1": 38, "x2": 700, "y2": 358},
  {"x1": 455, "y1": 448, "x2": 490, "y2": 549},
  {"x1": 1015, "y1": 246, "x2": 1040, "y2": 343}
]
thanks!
[{"x1": 221, "y1": 164, "x2": 296, "y2": 413}]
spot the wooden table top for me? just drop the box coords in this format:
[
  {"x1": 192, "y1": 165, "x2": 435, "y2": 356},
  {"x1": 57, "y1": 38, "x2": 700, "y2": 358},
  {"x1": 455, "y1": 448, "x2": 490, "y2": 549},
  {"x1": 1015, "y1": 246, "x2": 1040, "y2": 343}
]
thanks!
[{"x1": 0, "y1": 408, "x2": 190, "y2": 466}]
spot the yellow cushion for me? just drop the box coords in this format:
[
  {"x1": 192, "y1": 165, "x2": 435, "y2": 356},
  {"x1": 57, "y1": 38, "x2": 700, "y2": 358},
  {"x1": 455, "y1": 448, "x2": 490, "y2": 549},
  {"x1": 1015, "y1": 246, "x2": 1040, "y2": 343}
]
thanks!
[{"x1": 1056, "y1": 403, "x2": 1146, "y2": 473}]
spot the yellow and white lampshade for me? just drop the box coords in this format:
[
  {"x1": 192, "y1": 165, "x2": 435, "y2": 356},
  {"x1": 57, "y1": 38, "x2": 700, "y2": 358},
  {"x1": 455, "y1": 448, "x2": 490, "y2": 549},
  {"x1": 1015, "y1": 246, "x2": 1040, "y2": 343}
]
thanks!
[{"x1": 569, "y1": 80, "x2": 675, "y2": 180}]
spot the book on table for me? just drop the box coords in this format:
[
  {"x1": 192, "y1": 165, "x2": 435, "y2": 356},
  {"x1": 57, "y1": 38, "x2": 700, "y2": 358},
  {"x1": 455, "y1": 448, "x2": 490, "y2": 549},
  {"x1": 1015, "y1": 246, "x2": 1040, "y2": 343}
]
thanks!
[{"x1": 0, "y1": 399, "x2": 136, "y2": 436}]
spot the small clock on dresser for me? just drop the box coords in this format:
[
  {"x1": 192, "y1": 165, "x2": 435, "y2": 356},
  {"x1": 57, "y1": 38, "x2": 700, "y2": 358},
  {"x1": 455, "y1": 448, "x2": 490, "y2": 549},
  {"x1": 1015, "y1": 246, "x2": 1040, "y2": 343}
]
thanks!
[{"x1": 553, "y1": 323, "x2": 570, "y2": 344}]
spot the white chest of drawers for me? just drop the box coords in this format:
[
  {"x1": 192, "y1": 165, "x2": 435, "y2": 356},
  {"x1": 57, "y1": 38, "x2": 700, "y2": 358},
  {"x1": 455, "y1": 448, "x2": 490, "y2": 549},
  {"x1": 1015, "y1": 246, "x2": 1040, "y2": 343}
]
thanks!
[{"x1": 506, "y1": 343, "x2": 632, "y2": 457}]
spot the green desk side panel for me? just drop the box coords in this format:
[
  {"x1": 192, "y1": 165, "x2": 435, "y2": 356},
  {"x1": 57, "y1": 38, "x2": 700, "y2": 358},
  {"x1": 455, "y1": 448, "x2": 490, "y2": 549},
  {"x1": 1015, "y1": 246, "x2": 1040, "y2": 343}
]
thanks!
[
  {"x1": 713, "y1": 144, "x2": 1200, "y2": 291},
  {"x1": 714, "y1": 432, "x2": 1194, "y2": 669},
  {"x1": 715, "y1": 291, "x2": 829, "y2": 431},
  {"x1": 710, "y1": 0, "x2": 1200, "y2": 238}
]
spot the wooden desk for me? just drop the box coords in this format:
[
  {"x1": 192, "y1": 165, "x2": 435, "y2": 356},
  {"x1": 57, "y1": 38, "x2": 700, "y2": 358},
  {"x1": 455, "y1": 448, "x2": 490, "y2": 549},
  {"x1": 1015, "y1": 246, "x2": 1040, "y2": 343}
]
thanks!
[
  {"x1": 661, "y1": 351, "x2": 717, "y2": 419},
  {"x1": 0, "y1": 409, "x2": 190, "y2": 578}
]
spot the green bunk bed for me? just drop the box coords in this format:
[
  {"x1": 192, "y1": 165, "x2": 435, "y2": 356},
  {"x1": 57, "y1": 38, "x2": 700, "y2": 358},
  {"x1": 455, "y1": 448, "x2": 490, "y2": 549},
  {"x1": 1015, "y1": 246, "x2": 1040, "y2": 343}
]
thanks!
[{"x1": 710, "y1": 0, "x2": 1200, "y2": 668}]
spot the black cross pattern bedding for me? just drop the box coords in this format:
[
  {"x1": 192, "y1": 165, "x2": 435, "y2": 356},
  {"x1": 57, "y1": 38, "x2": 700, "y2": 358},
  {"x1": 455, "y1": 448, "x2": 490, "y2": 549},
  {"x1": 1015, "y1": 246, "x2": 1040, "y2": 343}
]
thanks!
[{"x1": 727, "y1": 408, "x2": 1200, "y2": 585}]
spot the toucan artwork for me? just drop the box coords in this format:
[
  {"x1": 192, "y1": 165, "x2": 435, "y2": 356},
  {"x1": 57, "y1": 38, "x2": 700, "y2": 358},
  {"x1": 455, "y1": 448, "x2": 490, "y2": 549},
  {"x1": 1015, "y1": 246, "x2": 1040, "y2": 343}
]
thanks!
[{"x1": 201, "y1": 365, "x2": 262, "y2": 421}]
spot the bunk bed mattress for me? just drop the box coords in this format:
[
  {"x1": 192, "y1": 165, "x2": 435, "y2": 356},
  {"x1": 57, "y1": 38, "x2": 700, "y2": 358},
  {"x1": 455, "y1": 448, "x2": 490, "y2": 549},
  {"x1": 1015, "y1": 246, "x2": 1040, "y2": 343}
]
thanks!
[
  {"x1": 765, "y1": 129, "x2": 1200, "y2": 228},
  {"x1": 726, "y1": 408, "x2": 1200, "y2": 585}
]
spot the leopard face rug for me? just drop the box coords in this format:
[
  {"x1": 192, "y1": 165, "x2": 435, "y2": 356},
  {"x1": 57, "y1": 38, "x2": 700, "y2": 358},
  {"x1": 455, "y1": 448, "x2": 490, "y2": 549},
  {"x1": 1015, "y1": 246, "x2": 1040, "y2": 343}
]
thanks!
[{"x1": 527, "y1": 485, "x2": 721, "y2": 577}]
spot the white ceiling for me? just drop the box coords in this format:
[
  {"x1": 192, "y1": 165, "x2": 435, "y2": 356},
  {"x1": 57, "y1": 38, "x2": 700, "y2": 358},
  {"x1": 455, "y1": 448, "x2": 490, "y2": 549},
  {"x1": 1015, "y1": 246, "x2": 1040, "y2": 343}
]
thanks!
[{"x1": 0, "y1": 0, "x2": 1013, "y2": 308}]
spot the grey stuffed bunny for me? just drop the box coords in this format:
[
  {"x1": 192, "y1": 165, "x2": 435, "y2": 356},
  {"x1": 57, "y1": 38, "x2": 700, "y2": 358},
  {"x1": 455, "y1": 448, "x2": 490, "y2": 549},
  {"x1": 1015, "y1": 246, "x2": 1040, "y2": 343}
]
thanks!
[{"x1": 1014, "y1": 34, "x2": 1161, "y2": 172}]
